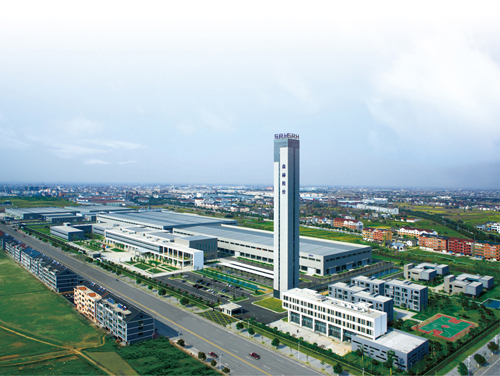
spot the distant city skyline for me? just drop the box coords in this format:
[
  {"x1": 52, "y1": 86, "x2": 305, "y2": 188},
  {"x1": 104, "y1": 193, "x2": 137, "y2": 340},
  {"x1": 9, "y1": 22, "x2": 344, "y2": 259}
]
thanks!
[{"x1": 0, "y1": 2, "x2": 499, "y2": 189}]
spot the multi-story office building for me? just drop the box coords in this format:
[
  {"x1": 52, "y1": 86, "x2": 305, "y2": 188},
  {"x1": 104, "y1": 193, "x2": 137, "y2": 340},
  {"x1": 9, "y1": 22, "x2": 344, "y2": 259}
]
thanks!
[
  {"x1": 351, "y1": 276, "x2": 386, "y2": 295},
  {"x1": 273, "y1": 133, "x2": 300, "y2": 297},
  {"x1": 283, "y1": 288, "x2": 387, "y2": 342},
  {"x1": 384, "y1": 280, "x2": 428, "y2": 311},
  {"x1": 444, "y1": 273, "x2": 494, "y2": 297},
  {"x1": 104, "y1": 226, "x2": 211, "y2": 270},
  {"x1": 404, "y1": 263, "x2": 449, "y2": 282},
  {"x1": 75, "y1": 282, "x2": 155, "y2": 344},
  {"x1": 329, "y1": 282, "x2": 394, "y2": 324}
]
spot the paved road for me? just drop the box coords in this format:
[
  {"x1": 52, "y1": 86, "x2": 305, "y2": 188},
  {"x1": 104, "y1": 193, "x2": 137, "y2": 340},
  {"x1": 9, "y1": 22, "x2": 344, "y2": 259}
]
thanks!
[{"x1": 1, "y1": 225, "x2": 323, "y2": 376}]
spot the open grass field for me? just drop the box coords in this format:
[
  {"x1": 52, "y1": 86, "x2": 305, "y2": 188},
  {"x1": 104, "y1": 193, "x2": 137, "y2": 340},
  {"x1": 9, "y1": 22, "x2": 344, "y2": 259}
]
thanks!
[
  {"x1": 110, "y1": 248, "x2": 126, "y2": 253},
  {"x1": 365, "y1": 218, "x2": 467, "y2": 239},
  {"x1": 413, "y1": 314, "x2": 476, "y2": 341},
  {"x1": 1, "y1": 197, "x2": 78, "y2": 208},
  {"x1": 0, "y1": 252, "x2": 104, "y2": 349},
  {"x1": 85, "y1": 352, "x2": 138, "y2": 375},
  {"x1": 0, "y1": 354, "x2": 106, "y2": 376},
  {"x1": 253, "y1": 297, "x2": 286, "y2": 313},
  {"x1": 198, "y1": 310, "x2": 238, "y2": 327}
]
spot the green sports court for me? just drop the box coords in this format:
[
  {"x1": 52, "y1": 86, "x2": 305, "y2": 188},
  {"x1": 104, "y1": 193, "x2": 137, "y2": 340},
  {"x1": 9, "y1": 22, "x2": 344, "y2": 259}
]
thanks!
[{"x1": 414, "y1": 314, "x2": 476, "y2": 341}]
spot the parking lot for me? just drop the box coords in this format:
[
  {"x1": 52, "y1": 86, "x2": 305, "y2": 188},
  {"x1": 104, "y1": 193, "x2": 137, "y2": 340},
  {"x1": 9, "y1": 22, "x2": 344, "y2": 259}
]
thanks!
[{"x1": 155, "y1": 271, "x2": 250, "y2": 305}]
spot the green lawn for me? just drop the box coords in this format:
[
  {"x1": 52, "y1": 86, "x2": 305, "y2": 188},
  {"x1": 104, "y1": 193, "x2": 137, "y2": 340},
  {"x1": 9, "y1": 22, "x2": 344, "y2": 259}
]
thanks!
[
  {"x1": 253, "y1": 297, "x2": 286, "y2": 313},
  {"x1": 110, "y1": 248, "x2": 126, "y2": 252}
]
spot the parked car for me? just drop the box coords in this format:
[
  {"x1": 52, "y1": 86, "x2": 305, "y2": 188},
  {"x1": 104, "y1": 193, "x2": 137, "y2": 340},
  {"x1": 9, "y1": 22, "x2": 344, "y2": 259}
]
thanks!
[
  {"x1": 249, "y1": 352, "x2": 260, "y2": 359},
  {"x1": 208, "y1": 352, "x2": 218, "y2": 358}
]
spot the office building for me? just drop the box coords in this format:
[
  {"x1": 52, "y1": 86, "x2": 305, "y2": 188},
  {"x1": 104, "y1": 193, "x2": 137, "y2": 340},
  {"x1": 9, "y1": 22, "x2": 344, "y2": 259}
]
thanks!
[
  {"x1": 444, "y1": 273, "x2": 494, "y2": 297},
  {"x1": 283, "y1": 288, "x2": 387, "y2": 342},
  {"x1": 404, "y1": 263, "x2": 449, "y2": 282},
  {"x1": 384, "y1": 280, "x2": 428, "y2": 311},
  {"x1": 274, "y1": 133, "x2": 300, "y2": 297},
  {"x1": 329, "y1": 282, "x2": 394, "y2": 324},
  {"x1": 351, "y1": 276, "x2": 386, "y2": 295}
]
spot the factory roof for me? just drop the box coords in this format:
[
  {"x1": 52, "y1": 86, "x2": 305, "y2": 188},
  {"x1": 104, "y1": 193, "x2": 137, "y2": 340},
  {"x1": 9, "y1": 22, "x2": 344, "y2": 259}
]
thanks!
[
  {"x1": 359, "y1": 328, "x2": 427, "y2": 354},
  {"x1": 174, "y1": 224, "x2": 371, "y2": 257},
  {"x1": 97, "y1": 210, "x2": 238, "y2": 230}
]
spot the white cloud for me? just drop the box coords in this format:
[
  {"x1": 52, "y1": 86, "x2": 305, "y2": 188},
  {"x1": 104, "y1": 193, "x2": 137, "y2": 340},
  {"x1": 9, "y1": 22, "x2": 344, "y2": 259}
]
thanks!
[
  {"x1": 83, "y1": 159, "x2": 110, "y2": 165},
  {"x1": 89, "y1": 140, "x2": 144, "y2": 149},
  {"x1": 368, "y1": 30, "x2": 500, "y2": 162},
  {"x1": 199, "y1": 109, "x2": 234, "y2": 133},
  {"x1": 118, "y1": 160, "x2": 136, "y2": 165},
  {"x1": 61, "y1": 116, "x2": 102, "y2": 136},
  {"x1": 0, "y1": 126, "x2": 30, "y2": 150}
]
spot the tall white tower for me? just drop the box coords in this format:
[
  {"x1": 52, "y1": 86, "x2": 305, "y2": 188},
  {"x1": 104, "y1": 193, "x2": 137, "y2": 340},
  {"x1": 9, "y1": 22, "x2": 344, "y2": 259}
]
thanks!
[{"x1": 273, "y1": 133, "x2": 300, "y2": 298}]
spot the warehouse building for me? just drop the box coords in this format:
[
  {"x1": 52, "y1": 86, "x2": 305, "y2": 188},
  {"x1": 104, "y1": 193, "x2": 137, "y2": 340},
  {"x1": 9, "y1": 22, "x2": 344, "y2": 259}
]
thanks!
[
  {"x1": 51, "y1": 226, "x2": 85, "y2": 241},
  {"x1": 5, "y1": 207, "x2": 79, "y2": 220},
  {"x1": 174, "y1": 225, "x2": 372, "y2": 276},
  {"x1": 94, "y1": 210, "x2": 372, "y2": 276},
  {"x1": 352, "y1": 329, "x2": 429, "y2": 371},
  {"x1": 96, "y1": 210, "x2": 238, "y2": 231}
]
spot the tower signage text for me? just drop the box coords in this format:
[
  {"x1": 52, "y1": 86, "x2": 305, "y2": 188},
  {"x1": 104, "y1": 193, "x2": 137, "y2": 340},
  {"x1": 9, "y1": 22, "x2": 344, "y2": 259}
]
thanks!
[{"x1": 275, "y1": 133, "x2": 299, "y2": 140}]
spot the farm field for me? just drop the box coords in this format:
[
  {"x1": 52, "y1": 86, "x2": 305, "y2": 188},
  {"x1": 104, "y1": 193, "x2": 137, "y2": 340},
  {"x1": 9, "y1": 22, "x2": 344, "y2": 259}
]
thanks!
[
  {"x1": 1, "y1": 197, "x2": 78, "y2": 208},
  {"x1": 404, "y1": 205, "x2": 500, "y2": 227},
  {"x1": 117, "y1": 337, "x2": 219, "y2": 375}
]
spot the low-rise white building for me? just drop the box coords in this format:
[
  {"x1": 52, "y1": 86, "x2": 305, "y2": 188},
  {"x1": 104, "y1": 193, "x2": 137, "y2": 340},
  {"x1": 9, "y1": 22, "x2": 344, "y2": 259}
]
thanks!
[{"x1": 282, "y1": 288, "x2": 387, "y2": 342}]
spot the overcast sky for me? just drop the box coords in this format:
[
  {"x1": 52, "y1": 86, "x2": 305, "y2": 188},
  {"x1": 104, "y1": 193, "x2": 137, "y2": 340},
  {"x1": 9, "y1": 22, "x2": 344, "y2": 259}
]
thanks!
[{"x1": 0, "y1": 1, "x2": 499, "y2": 189}]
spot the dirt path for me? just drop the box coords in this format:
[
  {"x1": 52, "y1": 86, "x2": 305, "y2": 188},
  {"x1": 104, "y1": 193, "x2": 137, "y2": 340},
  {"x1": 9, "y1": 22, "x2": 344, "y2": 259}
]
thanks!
[{"x1": 0, "y1": 324, "x2": 115, "y2": 375}]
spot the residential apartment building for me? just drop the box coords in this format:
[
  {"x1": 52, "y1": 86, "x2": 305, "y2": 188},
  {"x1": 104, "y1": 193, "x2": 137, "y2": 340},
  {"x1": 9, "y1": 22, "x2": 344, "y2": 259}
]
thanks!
[
  {"x1": 4, "y1": 238, "x2": 79, "y2": 293},
  {"x1": 362, "y1": 228, "x2": 393, "y2": 243},
  {"x1": 329, "y1": 282, "x2": 394, "y2": 324},
  {"x1": 384, "y1": 280, "x2": 428, "y2": 311},
  {"x1": 397, "y1": 227, "x2": 437, "y2": 238},
  {"x1": 418, "y1": 234, "x2": 448, "y2": 252},
  {"x1": 474, "y1": 242, "x2": 500, "y2": 260},
  {"x1": 74, "y1": 282, "x2": 155, "y2": 344},
  {"x1": 447, "y1": 237, "x2": 474, "y2": 256},
  {"x1": 283, "y1": 288, "x2": 387, "y2": 342},
  {"x1": 334, "y1": 218, "x2": 363, "y2": 231}
]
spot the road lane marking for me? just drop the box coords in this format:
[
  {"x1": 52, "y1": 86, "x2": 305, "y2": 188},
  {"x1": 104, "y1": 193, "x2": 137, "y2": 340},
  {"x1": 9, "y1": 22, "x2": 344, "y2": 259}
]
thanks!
[{"x1": 58, "y1": 262, "x2": 272, "y2": 376}]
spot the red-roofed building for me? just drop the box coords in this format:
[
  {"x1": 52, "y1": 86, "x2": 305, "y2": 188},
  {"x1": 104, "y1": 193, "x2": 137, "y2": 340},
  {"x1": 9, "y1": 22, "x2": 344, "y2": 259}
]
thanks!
[
  {"x1": 474, "y1": 242, "x2": 500, "y2": 260},
  {"x1": 333, "y1": 218, "x2": 363, "y2": 231},
  {"x1": 398, "y1": 226, "x2": 437, "y2": 238},
  {"x1": 363, "y1": 227, "x2": 392, "y2": 242}
]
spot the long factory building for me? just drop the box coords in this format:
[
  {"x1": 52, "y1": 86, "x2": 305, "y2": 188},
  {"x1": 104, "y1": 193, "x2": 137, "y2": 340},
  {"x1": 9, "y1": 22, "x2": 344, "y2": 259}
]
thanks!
[{"x1": 94, "y1": 210, "x2": 372, "y2": 276}]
